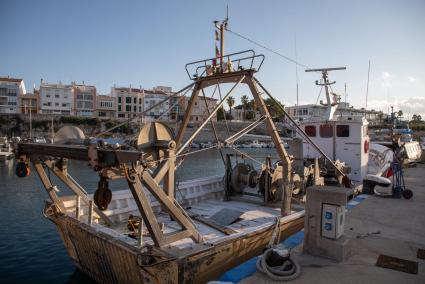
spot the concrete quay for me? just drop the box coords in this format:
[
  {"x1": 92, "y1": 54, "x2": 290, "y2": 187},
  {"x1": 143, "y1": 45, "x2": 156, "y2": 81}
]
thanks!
[{"x1": 241, "y1": 163, "x2": 425, "y2": 284}]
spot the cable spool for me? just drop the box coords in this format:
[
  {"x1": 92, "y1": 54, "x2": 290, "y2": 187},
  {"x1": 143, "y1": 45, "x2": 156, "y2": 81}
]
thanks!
[
  {"x1": 230, "y1": 163, "x2": 257, "y2": 193},
  {"x1": 54, "y1": 126, "x2": 86, "y2": 144},
  {"x1": 136, "y1": 122, "x2": 175, "y2": 168}
]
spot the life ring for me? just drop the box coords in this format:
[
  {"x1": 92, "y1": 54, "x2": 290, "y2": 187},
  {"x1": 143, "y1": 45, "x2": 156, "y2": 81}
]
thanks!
[{"x1": 364, "y1": 139, "x2": 370, "y2": 154}]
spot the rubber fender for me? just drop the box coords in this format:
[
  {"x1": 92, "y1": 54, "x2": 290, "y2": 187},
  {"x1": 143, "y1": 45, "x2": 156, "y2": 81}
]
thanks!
[{"x1": 16, "y1": 161, "x2": 30, "y2": 178}]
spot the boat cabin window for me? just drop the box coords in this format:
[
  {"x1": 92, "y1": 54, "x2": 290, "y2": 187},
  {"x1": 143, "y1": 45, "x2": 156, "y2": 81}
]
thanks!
[
  {"x1": 305, "y1": 125, "x2": 316, "y2": 137},
  {"x1": 336, "y1": 125, "x2": 350, "y2": 137},
  {"x1": 319, "y1": 124, "x2": 333, "y2": 138}
]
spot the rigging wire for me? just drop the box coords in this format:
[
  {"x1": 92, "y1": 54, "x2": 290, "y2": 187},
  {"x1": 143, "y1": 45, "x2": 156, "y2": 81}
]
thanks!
[
  {"x1": 226, "y1": 28, "x2": 310, "y2": 69},
  {"x1": 315, "y1": 86, "x2": 323, "y2": 105},
  {"x1": 94, "y1": 82, "x2": 195, "y2": 137}
]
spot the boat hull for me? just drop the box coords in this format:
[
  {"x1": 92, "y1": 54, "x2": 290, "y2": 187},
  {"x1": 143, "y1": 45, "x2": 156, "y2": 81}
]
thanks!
[{"x1": 49, "y1": 212, "x2": 304, "y2": 283}]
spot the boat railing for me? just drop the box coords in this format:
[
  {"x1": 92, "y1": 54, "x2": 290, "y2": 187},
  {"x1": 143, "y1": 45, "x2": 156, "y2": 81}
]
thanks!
[{"x1": 185, "y1": 49, "x2": 265, "y2": 80}]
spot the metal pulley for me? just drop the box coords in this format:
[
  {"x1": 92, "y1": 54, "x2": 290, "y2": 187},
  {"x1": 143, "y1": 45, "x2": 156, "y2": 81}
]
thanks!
[
  {"x1": 94, "y1": 177, "x2": 112, "y2": 210},
  {"x1": 136, "y1": 122, "x2": 175, "y2": 168}
]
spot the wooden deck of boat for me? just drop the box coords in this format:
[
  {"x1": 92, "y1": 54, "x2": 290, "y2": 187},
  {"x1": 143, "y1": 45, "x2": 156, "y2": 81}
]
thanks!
[
  {"x1": 62, "y1": 190, "x2": 301, "y2": 251},
  {"x1": 104, "y1": 199, "x2": 287, "y2": 249}
]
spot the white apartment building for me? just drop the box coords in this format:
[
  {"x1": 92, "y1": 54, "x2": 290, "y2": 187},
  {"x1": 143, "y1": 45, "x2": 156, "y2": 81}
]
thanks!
[
  {"x1": 285, "y1": 102, "x2": 385, "y2": 125},
  {"x1": 189, "y1": 96, "x2": 218, "y2": 123},
  {"x1": 39, "y1": 80, "x2": 74, "y2": 115},
  {"x1": 0, "y1": 77, "x2": 26, "y2": 114},
  {"x1": 73, "y1": 83, "x2": 96, "y2": 117},
  {"x1": 143, "y1": 88, "x2": 171, "y2": 122},
  {"x1": 112, "y1": 86, "x2": 144, "y2": 119}
]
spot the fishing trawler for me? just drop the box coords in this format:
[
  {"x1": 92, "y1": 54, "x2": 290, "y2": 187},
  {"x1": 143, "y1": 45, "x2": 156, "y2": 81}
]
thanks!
[{"x1": 13, "y1": 18, "x2": 360, "y2": 282}]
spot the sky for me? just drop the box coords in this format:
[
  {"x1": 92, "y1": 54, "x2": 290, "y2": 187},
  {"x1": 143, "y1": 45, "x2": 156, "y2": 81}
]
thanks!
[{"x1": 1, "y1": 0, "x2": 424, "y2": 117}]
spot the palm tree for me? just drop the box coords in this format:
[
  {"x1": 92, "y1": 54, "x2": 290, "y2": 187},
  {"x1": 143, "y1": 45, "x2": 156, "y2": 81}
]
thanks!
[
  {"x1": 227, "y1": 96, "x2": 235, "y2": 120},
  {"x1": 241, "y1": 95, "x2": 249, "y2": 120},
  {"x1": 412, "y1": 114, "x2": 418, "y2": 122},
  {"x1": 397, "y1": 110, "x2": 403, "y2": 118}
]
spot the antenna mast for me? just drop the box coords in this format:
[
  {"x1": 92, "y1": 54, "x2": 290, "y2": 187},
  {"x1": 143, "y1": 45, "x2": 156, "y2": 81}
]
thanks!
[
  {"x1": 214, "y1": 7, "x2": 229, "y2": 72},
  {"x1": 366, "y1": 60, "x2": 370, "y2": 109},
  {"x1": 305, "y1": 67, "x2": 346, "y2": 120}
]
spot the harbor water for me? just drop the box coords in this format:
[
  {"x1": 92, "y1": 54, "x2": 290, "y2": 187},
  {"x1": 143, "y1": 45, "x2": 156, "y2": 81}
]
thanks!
[{"x1": 0, "y1": 148, "x2": 277, "y2": 283}]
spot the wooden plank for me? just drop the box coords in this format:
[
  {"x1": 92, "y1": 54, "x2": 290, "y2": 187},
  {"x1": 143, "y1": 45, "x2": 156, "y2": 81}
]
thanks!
[
  {"x1": 163, "y1": 150, "x2": 175, "y2": 199},
  {"x1": 32, "y1": 159, "x2": 66, "y2": 212},
  {"x1": 153, "y1": 160, "x2": 169, "y2": 184},
  {"x1": 245, "y1": 76, "x2": 292, "y2": 215},
  {"x1": 163, "y1": 230, "x2": 191, "y2": 244},
  {"x1": 188, "y1": 213, "x2": 237, "y2": 235},
  {"x1": 175, "y1": 81, "x2": 201, "y2": 148},
  {"x1": 126, "y1": 171, "x2": 165, "y2": 247},
  {"x1": 142, "y1": 171, "x2": 202, "y2": 243}
]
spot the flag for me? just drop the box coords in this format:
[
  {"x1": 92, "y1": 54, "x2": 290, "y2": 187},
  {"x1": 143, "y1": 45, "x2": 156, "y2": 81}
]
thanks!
[{"x1": 215, "y1": 45, "x2": 220, "y2": 58}]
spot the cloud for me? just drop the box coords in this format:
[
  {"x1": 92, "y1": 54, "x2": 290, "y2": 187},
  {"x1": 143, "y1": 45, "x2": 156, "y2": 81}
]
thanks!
[
  {"x1": 368, "y1": 96, "x2": 425, "y2": 117},
  {"x1": 408, "y1": 76, "x2": 415, "y2": 82}
]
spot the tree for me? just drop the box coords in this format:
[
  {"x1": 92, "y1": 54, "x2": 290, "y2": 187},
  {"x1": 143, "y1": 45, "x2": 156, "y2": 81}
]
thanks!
[
  {"x1": 412, "y1": 114, "x2": 418, "y2": 122},
  {"x1": 217, "y1": 107, "x2": 225, "y2": 121},
  {"x1": 241, "y1": 95, "x2": 249, "y2": 120},
  {"x1": 397, "y1": 110, "x2": 403, "y2": 118},
  {"x1": 226, "y1": 96, "x2": 235, "y2": 120},
  {"x1": 411, "y1": 114, "x2": 422, "y2": 122},
  {"x1": 264, "y1": 98, "x2": 285, "y2": 121}
]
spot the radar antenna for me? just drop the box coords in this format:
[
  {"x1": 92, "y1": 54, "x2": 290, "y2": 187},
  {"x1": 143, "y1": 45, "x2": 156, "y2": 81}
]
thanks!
[{"x1": 306, "y1": 67, "x2": 346, "y2": 120}]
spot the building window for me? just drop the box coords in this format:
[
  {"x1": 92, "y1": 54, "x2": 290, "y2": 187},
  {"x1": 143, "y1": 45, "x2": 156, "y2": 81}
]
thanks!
[
  {"x1": 118, "y1": 113, "x2": 124, "y2": 118},
  {"x1": 133, "y1": 97, "x2": 136, "y2": 104},
  {"x1": 319, "y1": 124, "x2": 333, "y2": 138},
  {"x1": 55, "y1": 102, "x2": 59, "y2": 106},
  {"x1": 46, "y1": 94, "x2": 51, "y2": 98},
  {"x1": 55, "y1": 94, "x2": 60, "y2": 98},
  {"x1": 118, "y1": 105, "x2": 121, "y2": 111},
  {"x1": 336, "y1": 125, "x2": 349, "y2": 137},
  {"x1": 139, "y1": 106, "x2": 142, "y2": 112},
  {"x1": 62, "y1": 103, "x2": 67, "y2": 107},
  {"x1": 126, "y1": 105, "x2": 131, "y2": 111},
  {"x1": 133, "y1": 106, "x2": 136, "y2": 112},
  {"x1": 118, "y1": 97, "x2": 122, "y2": 103},
  {"x1": 139, "y1": 98, "x2": 142, "y2": 104},
  {"x1": 126, "y1": 97, "x2": 131, "y2": 104},
  {"x1": 305, "y1": 125, "x2": 316, "y2": 137}
]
